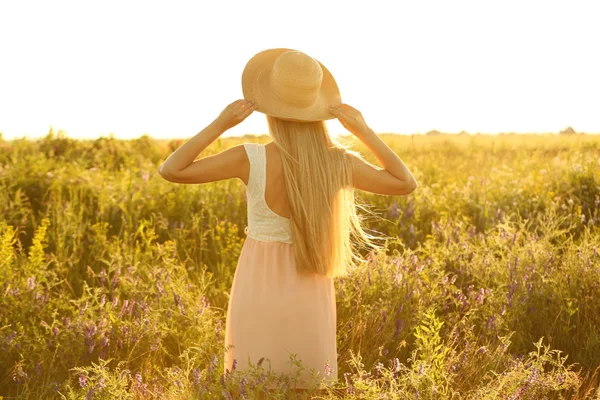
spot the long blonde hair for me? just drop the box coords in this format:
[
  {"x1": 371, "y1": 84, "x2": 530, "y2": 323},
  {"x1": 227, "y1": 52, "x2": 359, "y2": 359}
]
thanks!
[{"x1": 266, "y1": 115, "x2": 383, "y2": 278}]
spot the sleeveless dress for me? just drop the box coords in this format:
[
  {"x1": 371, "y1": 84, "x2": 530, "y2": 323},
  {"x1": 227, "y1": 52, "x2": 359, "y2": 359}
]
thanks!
[{"x1": 224, "y1": 142, "x2": 338, "y2": 389}]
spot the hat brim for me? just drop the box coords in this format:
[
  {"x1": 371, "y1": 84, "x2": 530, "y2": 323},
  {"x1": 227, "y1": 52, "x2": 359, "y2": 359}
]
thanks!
[{"x1": 242, "y1": 48, "x2": 341, "y2": 122}]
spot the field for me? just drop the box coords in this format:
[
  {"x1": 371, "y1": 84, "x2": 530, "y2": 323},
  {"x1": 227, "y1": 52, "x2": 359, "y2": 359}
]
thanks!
[{"x1": 0, "y1": 131, "x2": 599, "y2": 399}]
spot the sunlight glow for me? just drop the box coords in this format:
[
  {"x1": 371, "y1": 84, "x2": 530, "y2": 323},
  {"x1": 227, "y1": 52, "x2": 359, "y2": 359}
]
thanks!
[{"x1": 1, "y1": 0, "x2": 599, "y2": 140}]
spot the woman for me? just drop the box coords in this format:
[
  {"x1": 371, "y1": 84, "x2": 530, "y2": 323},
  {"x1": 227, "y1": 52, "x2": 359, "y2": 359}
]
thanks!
[{"x1": 159, "y1": 48, "x2": 418, "y2": 398}]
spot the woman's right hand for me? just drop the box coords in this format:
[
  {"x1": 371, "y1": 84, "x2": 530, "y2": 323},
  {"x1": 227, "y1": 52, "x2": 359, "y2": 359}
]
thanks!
[{"x1": 328, "y1": 103, "x2": 373, "y2": 138}]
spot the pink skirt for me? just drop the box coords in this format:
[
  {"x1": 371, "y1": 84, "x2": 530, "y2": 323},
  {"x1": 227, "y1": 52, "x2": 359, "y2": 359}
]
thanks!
[{"x1": 224, "y1": 236, "x2": 338, "y2": 389}]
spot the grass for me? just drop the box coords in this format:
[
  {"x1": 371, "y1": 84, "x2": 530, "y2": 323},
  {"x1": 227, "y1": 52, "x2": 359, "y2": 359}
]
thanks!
[{"x1": 0, "y1": 130, "x2": 599, "y2": 399}]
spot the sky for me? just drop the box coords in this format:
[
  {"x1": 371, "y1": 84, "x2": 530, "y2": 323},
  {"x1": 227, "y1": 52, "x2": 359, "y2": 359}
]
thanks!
[{"x1": 0, "y1": 0, "x2": 599, "y2": 140}]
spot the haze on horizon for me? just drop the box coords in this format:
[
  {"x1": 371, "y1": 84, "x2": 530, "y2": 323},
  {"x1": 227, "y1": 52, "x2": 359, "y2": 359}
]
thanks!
[{"x1": 1, "y1": 0, "x2": 599, "y2": 140}]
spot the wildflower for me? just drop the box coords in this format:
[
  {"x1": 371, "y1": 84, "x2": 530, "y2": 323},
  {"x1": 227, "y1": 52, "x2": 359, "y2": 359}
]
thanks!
[
  {"x1": 85, "y1": 387, "x2": 95, "y2": 400},
  {"x1": 111, "y1": 269, "x2": 119, "y2": 289},
  {"x1": 156, "y1": 281, "x2": 166, "y2": 297},
  {"x1": 232, "y1": 359, "x2": 237, "y2": 371},
  {"x1": 375, "y1": 362, "x2": 384, "y2": 378},
  {"x1": 257, "y1": 372, "x2": 267, "y2": 384},
  {"x1": 405, "y1": 199, "x2": 415, "y2": 218},
  {"x1": 53, "y1": 326, "x2": 59, "y2": 337},
  {"x1": 101, "y1": 335, "x2": 109, "y2": 349},
  {"x1": 239, "y1": 377, "x2": 247, "y2": 396},
  {"x1": 85, "y1": 323, "x2": 97, "y2": 339},
  {"x1": 27, "y1": 276, "x2": 36, "y2": 290},
  {"x1": 478, "y1": 346, "x2": 487, "y2": 354},
  {"x1": 79, "y1": 375, "x2": 88, "y2": 388},
  {"x1": 188, "y1": 368, "x2": 200, "y2": 387},
  {"x1": 389, "y1": 201, "x2": 399, "y2": 220},
  {"x1": 100, "y1": 268, "x2": 106, "y2": 286},
  {"x1": 128, "y1": 299, "x2": 135, "y2": 315},
  {"x1": 475, "y1": 288, "x2": 485, "y2": 304},
  {"x1": 324, "y1": 360, "x2": 333, "y2": 377},
  {"x1": 119, "y1": 300, "x2": 129, "y2": 318},
  {"x1": 257, "y1": 357, "x2": 265, "y2": 367},
  {"x1": 394, "y1": 270, "x2": 403, "y2": 287},
  {"x1": 344, "y1": 372, "x2": 355, "y2": 394}
]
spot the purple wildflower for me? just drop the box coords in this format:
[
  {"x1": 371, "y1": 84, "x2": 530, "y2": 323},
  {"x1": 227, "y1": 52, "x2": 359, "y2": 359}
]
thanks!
[
  {"x1": 344, "y1": 372, "x2": 355, "y2": 394},
  {"x1": 239, "y1": 377, "x2": 247, "y2": 397},
  {"x1": 393, "y1": 358, "x2": 400, "y2": 373},
  {"x1": 405, "y1": 199, "x2": 415, "y2": 218},
  {"x1": 192, "y1": 368, "x2": 201, "y2": 386},
  {"x1": 128, "y1": 299, "x2": 135, "y2": 315},
  {"x1": 324, "y1": 360, "x2": 333, "y2": 377},
  {"x1": 119, "y1": 300, "x2": 129, "y2": 318},
  {"x1": 27, "y1": 276, "x2": 36, "y2": 290},
  {"x1": 389, "y1": 201, "x2": 399, "y2": 220},
  {"x1": 79, "y1": 375, "x2": 88, "y2": 388},
  {"x1": 374, "y1": 362, "x2": 384, "y2": 378}
]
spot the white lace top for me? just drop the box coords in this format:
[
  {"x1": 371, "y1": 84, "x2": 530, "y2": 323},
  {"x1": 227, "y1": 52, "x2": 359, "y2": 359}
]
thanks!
[{"x1": 243, "y1": 143, "x2": 293, "y2": 244}]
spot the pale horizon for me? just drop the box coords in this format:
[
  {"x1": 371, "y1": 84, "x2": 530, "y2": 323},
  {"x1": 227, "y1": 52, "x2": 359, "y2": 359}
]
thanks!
[{"x1": 1, "y1": 0, "x2": 599, "y2": 140}]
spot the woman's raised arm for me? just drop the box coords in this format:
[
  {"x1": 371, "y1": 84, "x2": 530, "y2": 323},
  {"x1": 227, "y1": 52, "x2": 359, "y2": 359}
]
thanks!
[{"x1": 158, "y1": 99, "x2": 255, "y2": 184}]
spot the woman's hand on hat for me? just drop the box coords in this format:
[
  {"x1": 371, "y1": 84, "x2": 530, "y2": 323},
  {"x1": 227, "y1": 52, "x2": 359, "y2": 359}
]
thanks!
[
  {"x1": 213, "y1": 99, "x2": 257, "y2": 131},
  {"x1": 328, "y1": 104, "x2": 372, "y2": 138}
]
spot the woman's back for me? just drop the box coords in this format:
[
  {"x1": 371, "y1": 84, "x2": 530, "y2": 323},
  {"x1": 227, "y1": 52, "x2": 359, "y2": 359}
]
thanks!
[{"x1": 263, "y1": 142, "x2": 292, "y2": 219}]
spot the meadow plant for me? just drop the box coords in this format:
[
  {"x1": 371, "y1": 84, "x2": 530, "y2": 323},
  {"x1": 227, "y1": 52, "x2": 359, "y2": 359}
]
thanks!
[{"x1": 0, "y1": 132, "x2": 599, "y2": 398}]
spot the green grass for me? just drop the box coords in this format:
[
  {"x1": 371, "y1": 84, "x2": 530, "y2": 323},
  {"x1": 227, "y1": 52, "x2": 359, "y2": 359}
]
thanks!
[{"x1": 0, "y1": 131, "x2": 599, "y2": 399}]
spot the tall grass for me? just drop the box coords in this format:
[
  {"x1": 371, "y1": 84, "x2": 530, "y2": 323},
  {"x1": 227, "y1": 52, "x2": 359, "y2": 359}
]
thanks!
[{"x1": 0, "y1": 130, "x2": 599, "y2": 399}]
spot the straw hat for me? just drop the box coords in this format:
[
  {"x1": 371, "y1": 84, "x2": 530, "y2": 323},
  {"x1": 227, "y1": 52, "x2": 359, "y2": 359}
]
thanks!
[{"x1": 241, "y1": 48, "x2": 341, "y2": 122}]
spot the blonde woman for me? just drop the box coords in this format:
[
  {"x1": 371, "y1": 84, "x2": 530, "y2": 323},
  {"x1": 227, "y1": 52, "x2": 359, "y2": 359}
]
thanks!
[{"x1": 159, "y1": 48, "x2": 418, "y2": 398}]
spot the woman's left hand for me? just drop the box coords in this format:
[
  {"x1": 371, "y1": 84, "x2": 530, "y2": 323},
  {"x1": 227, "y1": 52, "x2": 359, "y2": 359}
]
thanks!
[{"x1": 213, "y1": 99, "x2": 257, "y2": 131}]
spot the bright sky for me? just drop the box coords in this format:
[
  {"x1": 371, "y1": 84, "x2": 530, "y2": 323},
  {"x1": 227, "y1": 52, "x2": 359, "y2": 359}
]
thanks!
[{"x1": 1, "y1": 0, "x2": 599, "y2": 140}]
